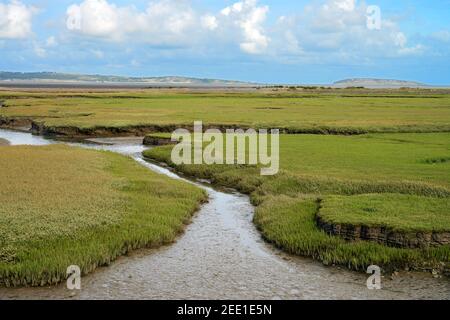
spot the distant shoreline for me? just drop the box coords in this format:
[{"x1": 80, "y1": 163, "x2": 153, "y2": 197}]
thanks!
[
  {"x1": 0, "y1": 80, "x2": 259, "y2": 90},
  {"x1": 1, "y1": 80, "x2": 448, "y2": 90}
]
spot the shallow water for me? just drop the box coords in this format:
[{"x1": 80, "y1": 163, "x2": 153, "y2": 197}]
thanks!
[{"x1": 0, "y1": 128, "x2": 449, "y2": 300}]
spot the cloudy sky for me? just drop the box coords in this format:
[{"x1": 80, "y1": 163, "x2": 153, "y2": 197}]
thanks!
[{"x1": 0, "y1": 0, "x2": 449, "y2": 84}]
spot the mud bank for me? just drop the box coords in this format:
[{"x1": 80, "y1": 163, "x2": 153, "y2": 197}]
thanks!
[
  {"x1": 143, "y1": 135, "x2": 177, "y2": 146},
  {"x1": 0, "y1": 116, "x2": 33, "y2": 131},
  {"x1": 4, "y1": 116, "x2": 365, "y2": 137},
  {"x1": 2, "y1": 115, "x2": 450, "y2": 139},
  {"x1": 30, "y1": 122, "x2": 260, "y2": 138},
  {"x1": 0, "y1": 138, "x2": 9, "y2": 145},
  {"x1": 28, "y1": 122, "x2": 412, "y2": 137},
  {"x1": 316, "y1": 215, "x2": 450, "y2": 249}
]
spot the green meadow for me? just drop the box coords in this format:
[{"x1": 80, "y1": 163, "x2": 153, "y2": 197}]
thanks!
[
  {"x1": 1, "y1": 88, "x2": 450, "y2": 280},
  {"x1": 1, "y1": 90, "x2": 450, "y2": 134},
  {"x1": 0, "y1": 145, "x2": 206, "y2": 287},
  {"x1": 143, "y1": 132, "x2": 450, "y2": 272},
  {"x1": 319, "y1": 194, "x2": 450, "y2": 233}
]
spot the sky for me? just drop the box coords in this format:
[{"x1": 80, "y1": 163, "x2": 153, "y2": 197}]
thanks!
[{"x1": 0, "y1": 0, "x2": 449, "y2": 84}]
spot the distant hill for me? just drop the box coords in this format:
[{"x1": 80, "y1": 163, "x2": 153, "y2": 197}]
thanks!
[
  {"x1": 0, "y1": 72, "x2": 254, "y2": 87},
  {"x1": 1, "y1": 72, "x2": 442, "y2": 89},
  {"x1": 333, "y1": 78, "x2": 427, "y2": 88}
]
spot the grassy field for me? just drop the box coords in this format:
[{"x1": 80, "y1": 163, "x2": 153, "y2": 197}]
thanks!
[
  {"x1": 146, "y1": 133, "x2": 450, "y2": 191},
  {"x1": 1, "y1": 90, "x2": 450, "y2": 134},
  {"x1": 143, "y1": 133, "x2": 450, "y2": 272},
  {"x1": 319, "y1": 194, "x2": 450, "y2": 232},
  {"x1": 279, "y1": 133, "x2": 450, "y2": 188},
  {"x1": 0, "y1": 144, "x2": 206, "y2": 287},
  {"x1": 1, "y1": 88, "x2": 450, "y2": 276}
]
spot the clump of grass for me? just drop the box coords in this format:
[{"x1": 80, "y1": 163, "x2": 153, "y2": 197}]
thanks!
[
  {"x1": 423, "y1": 157, "x2": 450, "y2": 164},
  {"x1": 0, "y1": 145, "x2": 206, "y2": 287}
]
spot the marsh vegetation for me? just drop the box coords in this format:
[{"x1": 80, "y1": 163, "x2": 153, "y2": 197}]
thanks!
[
  {"x1": 0, "y1": 88, "x2": 449, "y2": 285},
  {"x1": 143, "y1": 133, "x2": 450, "y2": 273},
  {"x1": 1, "y1": 89, "x2": 450, "y2": 135},
  {"x1": 0, "y1": 144, "x2": 205, "y2": 286}
]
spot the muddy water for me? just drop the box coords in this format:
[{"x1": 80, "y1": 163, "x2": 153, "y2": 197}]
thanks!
[{"x1": 0, "y1": 128, "x2": 449, "y2": 300}]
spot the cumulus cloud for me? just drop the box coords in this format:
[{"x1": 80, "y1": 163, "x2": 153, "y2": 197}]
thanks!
[
  {"x1": 66, "y1": 0, "x2": 270, "y2": 54},
  {"x1": 201, "y1": 14, "x2": 218, "y2": 31},
  {"x1": 66, "y1": 0, "x2": 119, "y2": 38},
  {"x1": 334, "y1": 0, "x2": 356, "y2": 12},
  {"x1": 0, "y1": 0, "x2": 35, "y2": 39},
  {"x1": 63, "y1": 0, "x2": 424, "y2": 60},
  {"x1": 216, "y1": 0, "x2": 270, "y2": 54},
  {"x1": 66, "y1": 0, "x2": 201, "y2": 45},
  {"x1": 274, "y1": 0, "x2": 424, "y2": 61}
]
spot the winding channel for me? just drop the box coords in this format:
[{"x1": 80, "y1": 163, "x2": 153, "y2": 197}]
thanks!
[{"x1": 0, "y1": 128, "x2": 449, "y2": 300}]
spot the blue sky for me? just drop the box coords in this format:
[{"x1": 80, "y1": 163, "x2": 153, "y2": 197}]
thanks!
[{"x1": 0, "y1": 0, "x2": 449, "y2": 84}]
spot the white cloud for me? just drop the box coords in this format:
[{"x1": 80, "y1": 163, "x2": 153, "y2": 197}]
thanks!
[
  {"x1": 63, "y1": 0, "x2": 424, "y2": 60},
  {"x1": 66, "y1": 0, "x2": 127, "y2": 39},
  {"x1": 0, "y1": 0, "x2": 35, "y2": 39},
  {"x1": 274, "y1": 0, "x2": 424, "y2": 61},
  {"x1": 66, "y1": 0, "x2": 270, "y2": 55},
  {"x1": 66, "y1": 0, "x2": 200, "y2": 44},
  {"x1": 217, "y1": 0, "x2": 270, "y2": 54},
  {"x1": 201, "y1": 15, "x2": 218, "y2": 31},
  {"x1": 334, "y1": 0, "x2": 356, "y2": 12}
]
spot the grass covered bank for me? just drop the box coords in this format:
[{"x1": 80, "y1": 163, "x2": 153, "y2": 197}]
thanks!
[
  {"x1": 0, "y1": 145, "x2": 206, "y2": 287},
  {"x1": 143, "y1": 133, "x2": 450, "y2": 273},
  {"x1": 2, "y1": 90, "x2": 450, "y2": 135},
  {"x1": 0, "y1": 138, "x2": 9, "y2": 146}
]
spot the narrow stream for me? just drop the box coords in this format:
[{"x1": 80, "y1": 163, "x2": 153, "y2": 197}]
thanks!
[{"x1": 0, "y1": 128, "x2": 449, "y2": 300}]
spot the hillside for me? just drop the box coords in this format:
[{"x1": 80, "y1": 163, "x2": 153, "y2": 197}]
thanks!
[{"x1": 0, "y1": 72, "x2": 252, "y2": 87}]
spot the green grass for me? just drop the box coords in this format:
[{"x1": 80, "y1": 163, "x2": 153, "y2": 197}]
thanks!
[
  {"x1": 0, "y1": 145, "x2": 206, "y2": 287},
  {"x1": 1, "y1": 90, "x2": 450, "y2": 133},
  {"x1": 278, "y1": 133, "x2": 450, "y2": 188},
  {"x1": 143, "y1": 133, "x2": 450, "y2": 273},
  {"x1": 146, "y1": 133, "x2": 450, "y2": 190},
  {"x1": 254, "y1": 196, "x2": 450, "y2": 272},
  {"x1": 319, "y1": 194, "x2": 450, "y2": 233},
  {"x1": 2, "y1": 89, "x2": 450, "y2": 275},
  {"x1": 145, "y1": 133, "x2": 173, "y2": 139}
]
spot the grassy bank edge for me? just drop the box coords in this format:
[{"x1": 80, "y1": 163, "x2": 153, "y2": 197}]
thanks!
[
  {"x1": 3, "y1": 115, "x2": 450, "y2": 138},
  {"x1": 142, "y1": 146, "x2": 450, "y2": 275}
]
